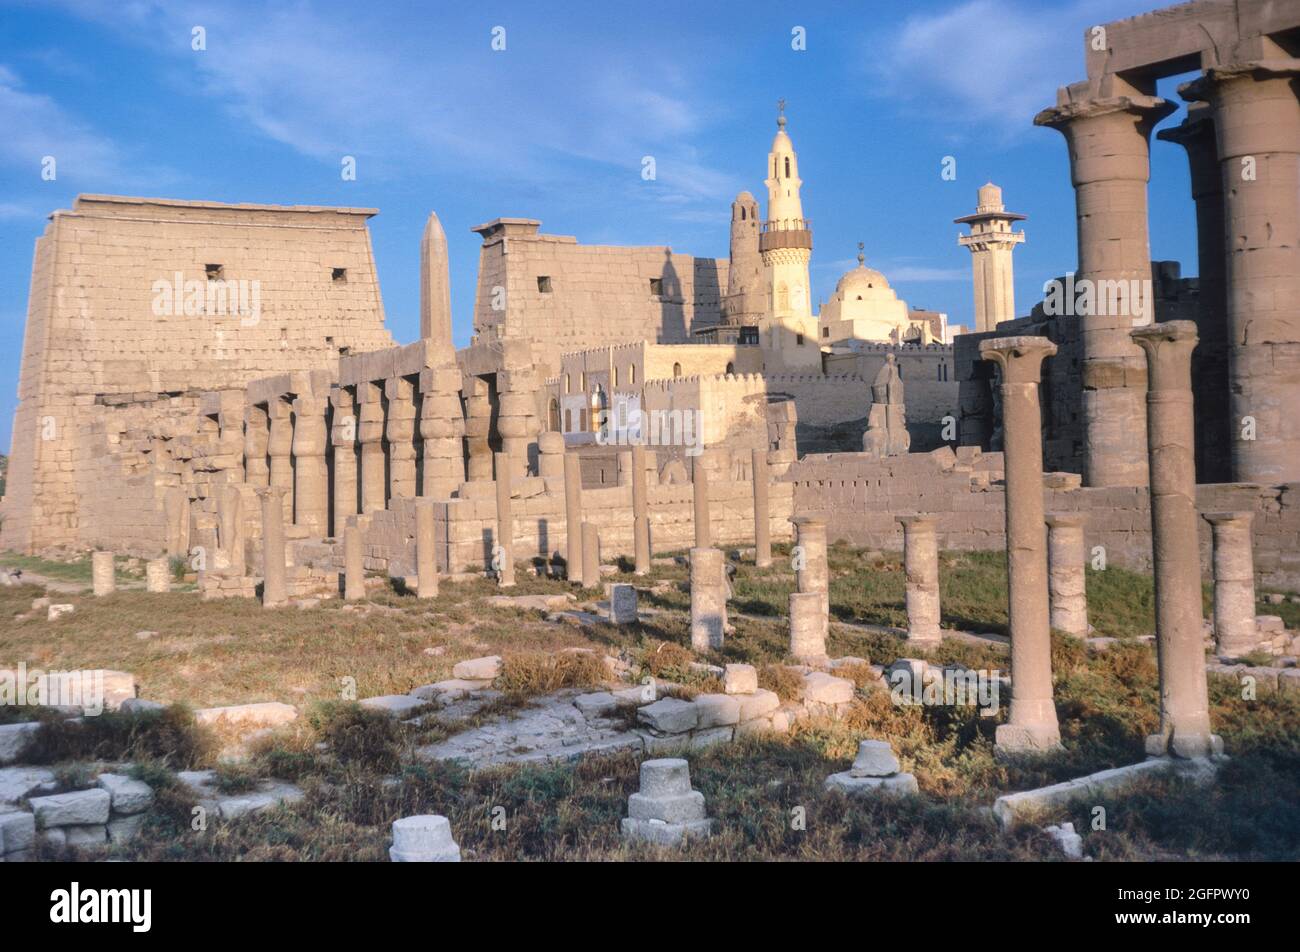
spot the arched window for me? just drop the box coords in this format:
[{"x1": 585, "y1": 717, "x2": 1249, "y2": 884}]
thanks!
[
  {"x1": 565, "y1": 374, "x2": 571, "y2": 394},
  {"x1": 629, "y1": 364, "x2": 636, "y2": 385},
  {"x1": 549, "y1": 398, "x2": 560, "y2": 431},
  {"x1": 613, "y1": 366, "x2": 619, "y2": 388},
  {"x1": 673, "y1": 362, "x2": 682, "y2": 378},
  {"x1": 784, "y1": 156, "x2": 790, "y2": 178},
  {"x1": 725, "y1": 362, "x2": 735, "y2": 375},
  {"x1": 740, "y1": 207, "x2": 746, "y2": 221},
  {"x1": 564, "y1": 409, "x2": 572, "y2": 432}
]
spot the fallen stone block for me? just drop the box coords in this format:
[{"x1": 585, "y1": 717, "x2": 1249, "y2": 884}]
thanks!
[
  {"x1": 1044, "y1": 821, "x2": 1083, "y2": 859},
  {"x1": 0, "y1": 722, "x2": 41, "y2": 766},
  {"x1": 723, "y1": 663, "x2": 758, "y2": 695},
  {"x1": 621, "y1": 758, "x2": 715, "y2": 847},
  {"x1": 63, "y1": 824, "x2": 108, "y2": 848},
  {"x1": 689, "y1": 726, "x2": 734, "y2": 749},
  {"x1": 452, "y1": 656, "x2": 502, "y2": 681},
  {"x1": 30, "y1": 788, "x2": 111, "y2": 828},
  {"x1": 0, "y1": 809, "x2": 36, "y2": 855},
  {"x1": 824, "y1": 771, "x2": 919, "y2": 797},
  {"x1": 359, "y1": 695, "x2": 430, "y2": 718},
  {"x1": 573, "y1": 692, "x2": 620, "y2": 719},
  {"x1": 47, "y1": 604, "x2": 75, "y2": 621},
  {"x1": 803, "y1": 671, "x2": 855, "y2": 705},
  {"x1": 849, "y1": 740, "x2": 901, "y2": 778},
  {"x1": 1279, "y1": 670, "x2": 1300, "y2": 695},
  {"x1": 96, "y1": 773, "x2": 155, "y2": 815},
  {"x1": 107, "y1": 813, "x2": 147, "y2": 845},
  {"x1": 736, "y1": 688, "x2": 780, "y2": 721},
  {"x1": 390, "y1": 814, "x2": 460, "y2": 862},
  {"x1": 410, "y1": 678, "x2": 492, "y2": 700},
  {"x1": 0, "y1": 766, "x2": 56, "y2": 805},
  {"x1": 194, "y1": 702, "x2": 298, "y2": 730},
  {"x1": 693, "y1": 693, "x2": 740, "y2": 728},
  {"x1": 637, "y1": 698, "x2": 698, "y2": 734}
]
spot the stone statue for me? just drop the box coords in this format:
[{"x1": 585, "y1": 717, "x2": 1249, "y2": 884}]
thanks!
[{"x1": 862, "y1": 353, "x2": 910, "y2": 458}]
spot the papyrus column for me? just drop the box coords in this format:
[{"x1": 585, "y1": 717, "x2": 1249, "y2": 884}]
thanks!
[
  {"x1": 260, "y1": 487, "x2": 288, "y2": 609},
  {"x1": 897, "y1": 515, "x2": 941, "y2": 646},
  {"x1": 791, "y1": 515, "x2": 829, "y2": 623},
  {"x1": 385, "y1": 377, "x2": 417, "y2": 502},
  {"x1": 145, "y1": 558, "x2": 170, "y2": 593},
  {"x1": 416, "y1": 500, "x2": 439, "y2": 598},
  {"x1": 1132, "y1": 320, "x2": 1222, "y2": 759},
  {"x1": 1185, "y1": 60, "x2": 1300, "y2": 484},
  {"x1": 420, "y1": 366, "x2": 465, "y2": 499},
  {"x1": 1203, "y1": 511, "x2": 1257, "y2": 658},
  {"x1": 244, "y1": 403, "x2": 269, "y2": 489},
  {"x1": 564, "y1": 452, "x2": 584, "y2": 583},
  {"x1": 92, "y1": 551, "x2": 115, "y2": 597},
  {"x1": 690, "y1": 547, "x2": 726, "y2": 651},
  {"x1": 631, "y1": 443, "x2": 651, "y2": 575},
  {"x1": 1036, "y1": 93, "x2": 1174, "y2": 488},
  {"x1": 980, "y1": 335, "x2": 1061, "y2": 752},
  {"x1": 331, "y1": 386, "x2": 358, "y2": 536},
  {"x1": 267, "y1": 397, "x2": 295, "y2": 524},
  {"x1": 581, "y1": 521, "x2": 600, "y2": 590},
  {"x1": 1158, "y1": 102, "x2": 1232, "y2": 483},
  {"x1": 752, "y1": 448, "x2": 772, "y2": 568},
  {"x1": 463, "y1": 376, "x2": 493, "y2": 482},
  {"x1": 789, "y1": 590, "x2": 826, "y2": 662},
  {"x1": 1045, "y1": 513, "x2": 1089, "y2": 638},
  {"x1": 344, "y1": 522, "x2": 365, "y2": 601},
  {"x1": 692, "y1": 457, "x2": 711, "y2": 549},
  {"x1": 292, "y1": 393, "x2": 329, "y2": 536},
  {"x1": 358, "y1": 382, "x2": 386, "y2": 514},
  {"x1": 219, "y1": 484, "x2": 245, "y2": 576},
  {"x1": 494, "y1": 451, "x2": 516, "y2": 588}
]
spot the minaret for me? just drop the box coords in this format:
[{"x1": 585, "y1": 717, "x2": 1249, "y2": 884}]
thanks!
[
  {"x1": 759, "y1": 100, "x2": 817, "y2": 368},
  {"x1": 955, "y1": 183, "x2": 1025, "y2": 333},
  {"x1": 723, "y1": 191, "x2": 763, "y2": 326}
]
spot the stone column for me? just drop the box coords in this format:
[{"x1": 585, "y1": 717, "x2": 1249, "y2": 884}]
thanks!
[
  {"x1": 563, "y1": 452, "x2": 584, "y2": 583},
  {"x1": 463, "y1": 376, "x2": 493, "y2": 482},
  {"x1": 790, "y1": 515, "x2": 829, "y2": 622},
  {"x1": 1157, "y1": 102, "x2": 1232, "y2": 483},
  {"x1": 385, "y1": 377, "x2": 417, "y2": 501},
  {"x1": 494, "y1": 451, "x2": 515, "y2": 588},
  {"x1": 617, "y1": 450, "x2": 633, "y2": 487},
  {"x1": 145, "y1": 558, "x2": 170, "y2": 593},
  {"x1": 690, "y1": 547, "x2": 726, "y2": 651},
  {"x1": 897, "y1": 515, "x2": 941, "y2": 646},
  {"x1": 267, "y1": 398, "x2": 295, "y2": 523},
  {"x1": 496, "y1": 346, "x2": 542, "y2": 479},
  {"x1": 163, "y1": 488, "x2": 191, "y2": 559},
  {"x1": 419, "y1": 366, "x2": 465, "y2": 500},
  {"x1": 1036, "y1": 92, "x2": 1174, "y2": 487},
  {"x1": 581, "y1": 521, "x2": 600, "y2": 589},
  {"x1": 692, "y1": 457, "x2": 711, "y2": 548},
  {"x1": 1185, "y1": 60, "x2": 1300, "y2": 484},
  {"x1": 1045, "y1": 513, "x2": 1089, "y2": 639},
  {"x1": 1132, "y1": 320, "x2": 1221, "y2": 758},
  {"x1": 260, "y1": 487, "x2": 288, "y2": 609},
  {"x1": 415, "y1": 500, "x2": 439, "y2": 598},
  {"x1": 789, "y1": 590, "x2": 826, "y2": 662},
  {"x1": 1203, "y1": 511, "x2": 1257, "y2": 658},
  {"x1": 538, "y1": 431, "x2": 566, "y2": 480},
  {"x1": 344, "y1": 523, "x2": 365, "y2": 601},
  {"x1": 292, "y1": 393, "x2": 329, "y2": 536},
  {"x1": 243, "y1": 404, "x2": 269, "y2": 489},
  {"x1": 631, "y1": 443, "x2": 651, "y2": 575},
  {"x1": 91, "y1": 551, "x2": 115, "y2": 597},
  {"x1": 358, "y1": 383, "x2": 387, "y2": 514},
  {"x1": 330, "y1": 386, "x2": 359, "y2": 537},
  {"x1": 752, "y1": 448, "x2": 772, "y2": 568},
  {"x1": 218, "y1": 485, "x2": 245, "y2": 576},
  {"x1": 979, "y1": 336, "x2": 1061, "y2": 752}
]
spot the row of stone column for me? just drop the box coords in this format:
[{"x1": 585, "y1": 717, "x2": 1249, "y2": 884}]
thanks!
[
  {"x1": 1037, "y1": 58, "x2": 1300, "y2": 487},
  {"x1": 90, "y1": 552, "x2": 172, "y2": 596}
]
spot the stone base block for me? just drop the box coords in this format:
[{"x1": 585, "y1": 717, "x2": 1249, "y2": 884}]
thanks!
[
  {"x1": 620, "y1": 816, "x2": 715, "y2": 847},
  {"x1": 824, "y1": 771, "x2": 919, "y2": 797},
  {"x1": 994, "y1": 723, "x2": 1063, "y2": 755},
  {"x1": 628, "y1": 790, "x2": 706, "y2": 824},
  {"x1": 1144, "y1": 731, "x2": 1225, "y2": 760}
]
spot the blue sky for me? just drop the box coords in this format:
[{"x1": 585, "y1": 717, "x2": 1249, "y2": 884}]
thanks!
[{"x1": 1, "y1": 0, "x2": 1204, "y2": 451}]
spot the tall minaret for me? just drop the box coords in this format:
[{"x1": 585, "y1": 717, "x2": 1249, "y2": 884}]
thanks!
[
  {"x1": 759, "y1": 100, "x2": 817, "y2": 368},
  {"x1": 955, "y1": 183, "x2": 1025, "y2": 332},
  {"x1": 723, "y1": 191, "x2": 763, "y2": 326}
]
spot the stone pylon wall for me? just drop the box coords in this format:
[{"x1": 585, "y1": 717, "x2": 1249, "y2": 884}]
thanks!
[{"x1": 2, "y1": 195, "x2": 394, "y2": 554}]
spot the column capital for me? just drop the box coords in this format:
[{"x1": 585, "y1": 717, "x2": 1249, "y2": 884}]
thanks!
[
  {"x1": 896, "y1": 514, "x2": 937, "y2": 531},
  {"x1": 1131, "y1": 320, "x2": 1198, "y2": 391},
  {"x1": 1045, "y1": 513, "x2": 1087, "y2": 529},
  {"x1": 1202, "y1": 510, "x2": 1254, "y2": 529},
  {"x1": 1181, "y1": 58, "x2": 1300, "y2": 101},
  {"x1": 789, "y1": 515, "x2": 826, "y2": 530},
  {"x1": 978, "y1": 335, "x2": 1057, "y2": 384},
  {"x1": 1034, "y1": 93, "x2": 1175, "y2": 133}
]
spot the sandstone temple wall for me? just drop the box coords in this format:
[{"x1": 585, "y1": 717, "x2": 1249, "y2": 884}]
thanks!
[
  {"x1": 788, "y1": 448, "x2": 1300, "y2": 589},
  {"x1": 1, "y1": 195, "x2": 395, "y2": 554}
]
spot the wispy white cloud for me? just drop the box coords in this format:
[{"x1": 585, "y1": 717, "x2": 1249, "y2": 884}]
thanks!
[
  {"x1": 871, "y1": 0, "x2": 1139, "y2": 134},
  {"x1": 0, "y1": 63, "x2": 121, "y2": 179}
]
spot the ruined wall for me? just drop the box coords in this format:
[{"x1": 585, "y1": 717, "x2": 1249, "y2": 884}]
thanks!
[
  {"x1": 469, "y1": 219, "x2": 728, "y2": 383},
  {"x1": 349, "y1": 472, "x2": 795, "y2": 576},
  {"x1": 823, "y1": 342, "x2": 959, "y2": 450},
  {"x1": 2, "y1": 195, "x2": 394, "y2": 553},
  {"x1": 788, "y1": 449, "x2": 1300, "y2": 589}
]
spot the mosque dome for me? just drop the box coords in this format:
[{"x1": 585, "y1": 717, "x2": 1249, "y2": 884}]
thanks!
[{"x1": 834, "y1": 248, "x2": 894, "y2": 301}]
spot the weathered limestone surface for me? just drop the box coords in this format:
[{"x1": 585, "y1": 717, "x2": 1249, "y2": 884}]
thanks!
[
  {"x1": 788, "y1": 590, "x2": 827, "y2": 662},
  {"x1": 1046, "y1": 513, "x2": 1089, "y2": 638},
  {"x1": 689, "y1": 547, "x2": 726, "y2": 651},
  {"x1": 981, "y1": 336, "x2": 1061, "y2": 752},
  {"x1": 260, "y1": 487, "x2": 288, "y2": 609},
  {"x1": 495, "y1": 452, "x2": 516, "y2": 588},
  {"x1": 631, "y1": 443, "x2": 651, "y2": 574},
  {"x1": 1204, "y1": 510, "x2": 1257, "y2": 657},
  {"x1": 91, "y1": 552, "x2": 115, "y2": 597},
  {"x1": 621, "y1": 758, "x2": 714, "y2": 846},
  {"x1": 898, "y1": 515, "x2": 941, "y2": 645},
  {"x1": 1133, "y1": 321, "x2": 1221, "y2": 759},
  {"x1": 344, "y1": 523, "x2": 365, "y2": 601},
  {"x1": 391, "y1": 814, "x2": 460, "y2": 863},
  {"x1": 752, "y1": 448, "x2": 772, "y2": 568}
]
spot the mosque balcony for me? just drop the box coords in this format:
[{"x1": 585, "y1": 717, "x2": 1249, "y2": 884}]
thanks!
[{"x1": 759, "y1": 218, "x2": 813, "y2": 252}]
